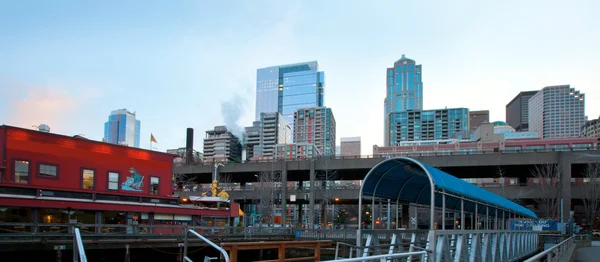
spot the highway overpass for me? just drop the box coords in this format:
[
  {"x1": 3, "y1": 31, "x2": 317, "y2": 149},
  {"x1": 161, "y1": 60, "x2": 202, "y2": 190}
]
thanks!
[{"x1": 175, "y1": 150, "x2": 600, "y2": 226}]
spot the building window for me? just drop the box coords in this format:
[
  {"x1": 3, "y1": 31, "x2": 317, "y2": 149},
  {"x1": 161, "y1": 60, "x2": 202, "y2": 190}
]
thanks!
[
  {"x1": 108, "y1": 172, "x2": 119, "y2": 191},
  {"x1": 14, "y1": 160, "x2": 30, "y2": 184},
  {"x1": 150, "y1": 177, "x2": 159, "y2": 195},
  {"x1": 82, "y1": 169, "x2": 95, "y2": 189},
  {"x1": 39, "y1": 164, "x2": 58, "y2": 178}
]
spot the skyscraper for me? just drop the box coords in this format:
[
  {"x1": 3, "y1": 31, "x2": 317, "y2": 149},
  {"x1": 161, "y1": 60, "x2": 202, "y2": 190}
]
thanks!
[
  {"x1": 529, "y1": 85, "x2": 585, "y2": 139},
  {"x1": 255, "y1": 61, "x2": 325, "y2": 141},
  {"x1": 506, "y1": 91, "x2": 538, "y2": 132},
  {"x1": 384, "y1": 54, "x2": 423, "y2": 146},
  {"x1": 293, "y1": 107, "x2": 336, "y2": 156},
  {"x1": 243, "y1": 112, "x2": 291, "y2": 160},
  {"x1": 104, "y1": 109, "x2": 141, "y2": 148},
  {"x1": 203, "y1": 126, "x2": 242, "y2": 163}
]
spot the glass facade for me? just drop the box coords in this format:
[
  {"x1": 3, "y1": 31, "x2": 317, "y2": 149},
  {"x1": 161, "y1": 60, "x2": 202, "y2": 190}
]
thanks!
[
  {"x1": 384, "y1": 55, "x2": 422, "y2": 146},
  {"x1": 255, "y1": 61, "x2": 324, "y2": 142},
  {"x1": 104, "y1": 109, "x2": 141, "y2": 148},
  {"x1": 388, "y1": 108, "x2": 469, "y2": 145}
]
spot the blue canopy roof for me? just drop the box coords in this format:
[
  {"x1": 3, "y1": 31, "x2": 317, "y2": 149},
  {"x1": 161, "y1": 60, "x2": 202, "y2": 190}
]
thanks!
[{"x1": 361, "y1": 157, "x2": 537, "y2": 219}]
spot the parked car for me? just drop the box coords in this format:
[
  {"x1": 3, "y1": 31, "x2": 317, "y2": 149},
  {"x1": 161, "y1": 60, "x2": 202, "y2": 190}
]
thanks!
[{"x1": 592, "y1": 230, "x2": 600, "y2": 237}]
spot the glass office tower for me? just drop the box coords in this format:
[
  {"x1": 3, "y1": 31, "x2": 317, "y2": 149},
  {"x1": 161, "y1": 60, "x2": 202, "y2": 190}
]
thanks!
[
  {"x1": 256, "y1": 61, "x2": 324, "y2": 141},
  {"x1": 384, "y1": 54, "x2": 423, "y2": 146},
  {"x1": 104, "y1": 109, "x2": 141, "y2": 148}
]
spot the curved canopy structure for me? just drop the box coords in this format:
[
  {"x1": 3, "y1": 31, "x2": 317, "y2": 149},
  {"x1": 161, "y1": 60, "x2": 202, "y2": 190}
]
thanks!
[{"x1": 360, "y1": 157, "x2": 537, "y2": 222}]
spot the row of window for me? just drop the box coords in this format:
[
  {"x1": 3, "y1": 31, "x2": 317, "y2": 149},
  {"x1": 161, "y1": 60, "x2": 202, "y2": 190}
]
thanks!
[{"x1": 10, "y1": 160, "x2": 160, "y2": 195}]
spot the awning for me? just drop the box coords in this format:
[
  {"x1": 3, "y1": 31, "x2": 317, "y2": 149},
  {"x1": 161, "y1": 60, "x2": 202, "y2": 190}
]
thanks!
[{"x1": 361, "y1": 157, "x2": 537, "y2": 219}]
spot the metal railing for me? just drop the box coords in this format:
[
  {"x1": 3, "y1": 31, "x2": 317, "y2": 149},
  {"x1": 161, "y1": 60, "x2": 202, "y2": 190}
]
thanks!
[
  {"x1": 327, "y1": 251, "x2": 428, "y2": 262},
  {"x1": 176, "y1": 147, "x2": 600, "y2": 165},
  {"x1": 73, "y1": 227, "x2": 88, "y2": 262},
  {"x1": 0, "y1": 222, "x2": 294, "y2": 240},
  {"x1": 295, "y1": 229, "x2": 357, "y2": 240},
  {"x1": 183, "y1": 229, "x2": 230, "y2": 262},
  {"x1": 524, "y1": 235, "x2": 575, "y2": 262},
  {"x1": 352, "y1": 229, "x2": 540, "y2": 262}
]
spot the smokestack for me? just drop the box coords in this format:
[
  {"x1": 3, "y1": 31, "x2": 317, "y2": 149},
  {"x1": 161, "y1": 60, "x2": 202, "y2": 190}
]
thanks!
[{"x1": 186, "y1": 128, "x2": 194, "y2": 164}]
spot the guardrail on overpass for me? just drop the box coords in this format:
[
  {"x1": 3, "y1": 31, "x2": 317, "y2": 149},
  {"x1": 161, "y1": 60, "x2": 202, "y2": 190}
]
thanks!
[{"x1": 178, "y1": 147, "x2": 600, "y2": 166}]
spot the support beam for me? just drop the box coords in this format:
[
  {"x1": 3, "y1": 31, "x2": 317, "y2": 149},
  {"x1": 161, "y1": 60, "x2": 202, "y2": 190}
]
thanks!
[
  {"x1": 559, "y1": 153, "x2": 572, "y2": 224},
  {"x1": 309, "y1": 160, "x2": 316, "y2": 228},
  {"x1": 281, "y1": 162, "x2": 288, "y2": 227}
]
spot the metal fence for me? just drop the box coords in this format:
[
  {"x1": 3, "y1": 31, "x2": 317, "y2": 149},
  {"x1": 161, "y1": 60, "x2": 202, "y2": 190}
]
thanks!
[
  {"x1": 0, "y1": 222, "x2": 294, "y2": 240},
  {"x1": 524, "y1": 235, "x2": 575, "y2": 262}
]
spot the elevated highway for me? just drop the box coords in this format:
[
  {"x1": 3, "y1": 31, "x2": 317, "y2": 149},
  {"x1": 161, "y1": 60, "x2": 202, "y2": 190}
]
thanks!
[{"x1": 174, "y1": 151, "x2": 600, "y2": 183}]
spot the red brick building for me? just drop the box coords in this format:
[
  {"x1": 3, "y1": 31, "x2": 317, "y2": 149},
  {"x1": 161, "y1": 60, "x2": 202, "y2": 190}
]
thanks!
[{"x1": 0, "y1": 125, "x2": 238, "y2": 230}]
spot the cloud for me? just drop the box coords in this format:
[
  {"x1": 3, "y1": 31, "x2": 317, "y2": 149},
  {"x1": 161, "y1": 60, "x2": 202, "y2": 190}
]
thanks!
[{"x1": 0, "y1": 79, "x2": 101, "y2": 134}]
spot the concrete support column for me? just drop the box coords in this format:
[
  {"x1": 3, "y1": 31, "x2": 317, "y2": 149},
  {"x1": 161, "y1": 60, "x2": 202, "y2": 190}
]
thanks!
[
  {"x1": 559, "y1": 153, "x2": 572, "y2": 224},
  {"x1": 309, "y1": 160, "x2": 316, "y2": 228},
  {"x1": 408, "y1": 205, "x2": 418, "y2": 229},
  {"x1": 281, "y1": 161, "x2": 288, "y2": 227}
]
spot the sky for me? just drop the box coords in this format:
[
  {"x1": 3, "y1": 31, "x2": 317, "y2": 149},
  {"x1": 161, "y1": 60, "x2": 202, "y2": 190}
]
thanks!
[{"x1": 1, "y1": 0, "x2": 599, "y2": 155}]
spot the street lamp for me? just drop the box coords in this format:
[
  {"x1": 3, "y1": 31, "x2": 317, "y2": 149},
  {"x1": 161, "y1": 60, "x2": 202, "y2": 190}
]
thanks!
[
  {"x1": 254, "y1": 174, "x2": 263, "y2": 227},
  {"x1": 213, "y1": 163, "x2": 224, "y2": 181}
]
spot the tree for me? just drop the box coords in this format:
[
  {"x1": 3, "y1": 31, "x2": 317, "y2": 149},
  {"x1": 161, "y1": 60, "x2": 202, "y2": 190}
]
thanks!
[
  {"x1": 255, "y1": 168, "x2": 281, "y2": 226},
  {"x1": 530, "y1": 163, "x2": 562, "y2": 219},
  {"x1": 582, "y1": 163, "x2": 600, "y2": 229},
  {"x1": 218, "y1": 173, "x2": 234, "y2": 191}
]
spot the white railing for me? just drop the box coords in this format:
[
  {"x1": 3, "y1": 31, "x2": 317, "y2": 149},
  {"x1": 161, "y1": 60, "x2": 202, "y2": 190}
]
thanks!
[
  {"x1": 352, "y1": 229, "x2": 539, "y2": 262},
  {"x1": 73, "y1": 227, "x2": 88, "y2": 262},
  {"x1": 183, "y1": 229, "x2": 230, "y2": 262},
  {"x1": 328, "y1": 251, "x2": 428, "y2": 262},
  {"x1": 523, "y1": 235, "x2": 575, "y2": 262}
]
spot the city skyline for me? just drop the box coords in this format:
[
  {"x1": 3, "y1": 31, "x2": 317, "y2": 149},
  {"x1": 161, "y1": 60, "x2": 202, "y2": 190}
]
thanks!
[{"x1": 1, "y1": 1, "x2": 599, "y2": 155}]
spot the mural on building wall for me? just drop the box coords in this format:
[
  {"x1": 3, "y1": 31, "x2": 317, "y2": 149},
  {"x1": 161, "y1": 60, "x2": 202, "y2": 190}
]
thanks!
[{"x1": 121, "y1": 167, "x2": 144, "y2": 192}]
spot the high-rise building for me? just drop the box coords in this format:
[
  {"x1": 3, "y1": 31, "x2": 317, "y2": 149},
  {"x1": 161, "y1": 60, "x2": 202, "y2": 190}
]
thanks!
[
  {"x1": 581, "y1": 116, "x2": 600, "y2": 137},
  {"x1": 506, "y1": 91, "x2": 538, "y2": 132},
  {"x1": 529, "y1": 85, "x2": 585, "y2": 139},
  {"x1": 103, "y1": 109, "x2": 141, "y2": 148},
  {"x1": 274, "y1": 143, "x2": 321, "y2": 160},
  {"x1": 244, "y1": 112, "x2": 291, "y2": 160},
  {"x1": 340, "y1": 137, "x2": 361, "y2": 156},
  {"x1": 384, "y1": 55, "x2": 423, "y2": 146},
  {"x1": 469, "y1": 110, "x2": 490, "y2": 131},
  {"x1": 203, "y1": 126, "x2": 242, "y2": 163},
  {"x1": 388, "y1": 108, "x2": 469, "y2": 145},
  {"x1": 255, "y1": 61, "x2": 325, "y2": 141},
  {"x1": 293, "y1": 107, "x2": 336, "y2": 156}
]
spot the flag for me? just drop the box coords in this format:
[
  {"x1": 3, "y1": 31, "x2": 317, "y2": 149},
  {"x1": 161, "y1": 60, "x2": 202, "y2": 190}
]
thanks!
[
  {"x1": 102, "y1": 138, "x2": 106, "y2": 142},
  {"x1": 150, "y1": 133, "x2": 158, "y2": 143}
]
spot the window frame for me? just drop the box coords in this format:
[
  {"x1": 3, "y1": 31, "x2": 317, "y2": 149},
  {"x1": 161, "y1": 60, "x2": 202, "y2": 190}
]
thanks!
[
  {"x1": 37, "y1": 162, "x2": 60, "y2": 180},
  {"x1": 149, "y1": 176, "x2": 160, "y2": 195},
  {"x1": 107, "y1": 171, "x2": 120, "y2": 191},
  {"x1": 80, "y1": 167, "x2": 96, "y2": 190},
  {"x1": 12, "y1": 158, "x2": 32, "y2": 185}
]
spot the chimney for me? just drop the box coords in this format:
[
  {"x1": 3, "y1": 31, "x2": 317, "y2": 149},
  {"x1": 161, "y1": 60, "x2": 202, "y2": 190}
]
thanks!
[{"x1": 185, "y1": 128, "x2": 194, "y2": 164}]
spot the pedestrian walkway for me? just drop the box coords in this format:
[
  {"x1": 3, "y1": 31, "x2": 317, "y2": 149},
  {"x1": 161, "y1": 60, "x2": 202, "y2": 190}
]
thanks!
[{"x1": 571, "y1": 241, "x2": 600, "y2": 262}]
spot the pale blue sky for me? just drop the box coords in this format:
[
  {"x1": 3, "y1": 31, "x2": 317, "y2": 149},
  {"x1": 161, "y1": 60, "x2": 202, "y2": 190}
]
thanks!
[{"x1": 1, "y1": 0, "x2": 598, "y2": 154}]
